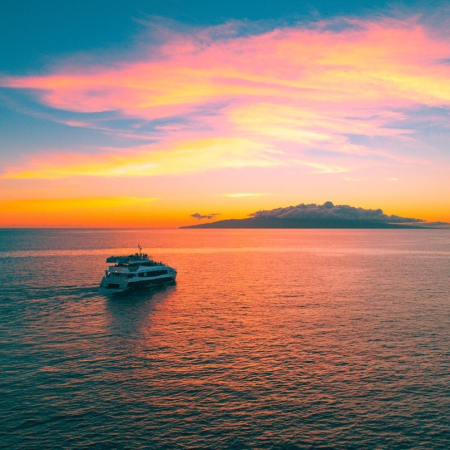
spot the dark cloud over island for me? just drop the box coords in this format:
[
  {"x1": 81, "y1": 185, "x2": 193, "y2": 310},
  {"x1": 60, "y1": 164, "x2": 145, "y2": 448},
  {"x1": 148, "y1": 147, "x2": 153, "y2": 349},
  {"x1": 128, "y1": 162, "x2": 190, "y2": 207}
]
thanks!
[{"x1": 250, "y1": 201, "x2": 423, "y2": 224}]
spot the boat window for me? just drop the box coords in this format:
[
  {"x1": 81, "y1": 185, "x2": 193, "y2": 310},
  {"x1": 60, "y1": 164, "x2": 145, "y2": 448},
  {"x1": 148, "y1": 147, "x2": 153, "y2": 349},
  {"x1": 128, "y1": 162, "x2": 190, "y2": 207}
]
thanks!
[{"x1": 147, "y1": 270, "x2": 169, "y2": 277}]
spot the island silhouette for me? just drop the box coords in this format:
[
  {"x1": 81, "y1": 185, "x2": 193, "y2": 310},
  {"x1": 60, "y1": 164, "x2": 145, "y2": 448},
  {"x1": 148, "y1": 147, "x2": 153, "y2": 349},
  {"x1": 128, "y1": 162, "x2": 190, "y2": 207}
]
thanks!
[{"x1": 182, "y1": 202, "x2": 447, "y2": 229}]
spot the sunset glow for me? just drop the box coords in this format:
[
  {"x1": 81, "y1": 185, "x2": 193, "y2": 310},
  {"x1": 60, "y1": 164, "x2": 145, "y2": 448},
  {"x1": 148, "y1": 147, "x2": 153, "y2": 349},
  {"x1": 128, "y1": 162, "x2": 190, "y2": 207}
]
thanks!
[{"x1": 1, "y1": 4, "x2": 450, "y2": 227}]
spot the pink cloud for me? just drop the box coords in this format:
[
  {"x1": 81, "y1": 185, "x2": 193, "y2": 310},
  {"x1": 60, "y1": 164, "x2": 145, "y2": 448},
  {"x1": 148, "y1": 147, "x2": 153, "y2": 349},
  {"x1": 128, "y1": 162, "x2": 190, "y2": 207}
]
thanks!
[
  {"x1": 1, "y1": 14, "x2": 450, "y2": 179},
  {"x1": 3, "y1": 16, "x2": 450, "y2": 118}
]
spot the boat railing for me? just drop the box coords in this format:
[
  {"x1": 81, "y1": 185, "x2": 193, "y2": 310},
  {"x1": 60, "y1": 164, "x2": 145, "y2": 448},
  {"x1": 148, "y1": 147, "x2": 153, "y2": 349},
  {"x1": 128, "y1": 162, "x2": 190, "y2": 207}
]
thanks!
[{"x1": 106, "y1": 253, "x2": 151, "y2": 264}]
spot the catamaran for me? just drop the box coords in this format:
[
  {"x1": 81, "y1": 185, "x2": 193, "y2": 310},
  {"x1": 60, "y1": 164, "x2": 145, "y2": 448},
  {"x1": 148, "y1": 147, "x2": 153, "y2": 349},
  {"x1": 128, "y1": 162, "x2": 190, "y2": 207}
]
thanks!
[{"x1": 100, "y1": 245, "x2": 177, "y2": 292}]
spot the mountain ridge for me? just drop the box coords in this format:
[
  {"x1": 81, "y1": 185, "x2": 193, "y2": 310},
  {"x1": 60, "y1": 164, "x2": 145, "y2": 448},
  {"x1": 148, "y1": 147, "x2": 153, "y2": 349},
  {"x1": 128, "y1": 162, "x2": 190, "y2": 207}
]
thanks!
[{"x1": 181, "y1": 217, "x2": 426, "y2": 229}]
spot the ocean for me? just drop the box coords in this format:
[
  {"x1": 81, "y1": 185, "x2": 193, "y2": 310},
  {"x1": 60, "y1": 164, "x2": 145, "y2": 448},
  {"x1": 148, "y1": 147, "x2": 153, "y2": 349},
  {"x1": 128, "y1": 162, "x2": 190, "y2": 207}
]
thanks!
[{"x1": 1, "y1": 228, "x2": 449, "y2": 449}]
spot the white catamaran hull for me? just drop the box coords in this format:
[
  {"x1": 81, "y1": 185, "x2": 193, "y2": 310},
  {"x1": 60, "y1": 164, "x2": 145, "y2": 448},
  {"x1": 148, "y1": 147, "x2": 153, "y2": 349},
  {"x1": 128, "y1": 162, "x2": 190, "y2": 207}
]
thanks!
[
  {"x1": 100, "y1": 273, "x2": 176, "y2": 293},
  {"x1": 99, "y1": 247, "x2": 177, "y2": 293}
]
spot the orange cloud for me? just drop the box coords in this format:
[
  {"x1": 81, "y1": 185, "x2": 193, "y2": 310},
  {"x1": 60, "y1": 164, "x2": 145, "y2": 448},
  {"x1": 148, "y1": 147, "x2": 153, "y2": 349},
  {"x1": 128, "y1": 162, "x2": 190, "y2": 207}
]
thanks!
[{"x1": 1, "y1": 137, "x2": 282, "y2": 179}]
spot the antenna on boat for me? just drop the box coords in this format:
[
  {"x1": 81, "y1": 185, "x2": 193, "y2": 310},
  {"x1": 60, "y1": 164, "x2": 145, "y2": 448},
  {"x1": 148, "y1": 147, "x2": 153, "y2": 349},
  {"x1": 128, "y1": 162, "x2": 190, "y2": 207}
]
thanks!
[{"x1": 138, "y1": 243, "x2": 142, "y2": 254}]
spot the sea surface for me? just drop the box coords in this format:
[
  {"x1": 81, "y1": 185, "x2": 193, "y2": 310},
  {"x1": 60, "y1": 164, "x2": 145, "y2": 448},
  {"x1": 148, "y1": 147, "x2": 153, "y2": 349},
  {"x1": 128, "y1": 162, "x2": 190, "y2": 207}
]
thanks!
[{"x1": 0, "y1": 228, "x2": 449, "y2": 449}]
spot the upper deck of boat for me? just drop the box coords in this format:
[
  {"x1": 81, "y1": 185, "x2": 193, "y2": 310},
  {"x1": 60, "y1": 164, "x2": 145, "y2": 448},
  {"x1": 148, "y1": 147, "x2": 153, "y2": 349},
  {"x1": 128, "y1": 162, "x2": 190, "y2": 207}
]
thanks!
[{"x1": 106, "y1": 253, "x2": 166, "y2": 269}]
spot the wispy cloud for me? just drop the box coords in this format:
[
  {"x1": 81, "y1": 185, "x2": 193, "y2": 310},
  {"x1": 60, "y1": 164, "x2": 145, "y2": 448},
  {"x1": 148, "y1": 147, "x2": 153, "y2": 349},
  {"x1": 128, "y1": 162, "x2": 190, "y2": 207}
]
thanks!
[
  {"x1": 1, "y1": 10, "x2": 450, "y2": 228},
  {"x1": 4, "y1": 17, "x2": 450, "y2": 113},
  {"x1": 190, "y1": 212, "x2": 220, "y2": 220},
  {"x1": 1, "y1": 138, "x2": 281, "y2": 179}
]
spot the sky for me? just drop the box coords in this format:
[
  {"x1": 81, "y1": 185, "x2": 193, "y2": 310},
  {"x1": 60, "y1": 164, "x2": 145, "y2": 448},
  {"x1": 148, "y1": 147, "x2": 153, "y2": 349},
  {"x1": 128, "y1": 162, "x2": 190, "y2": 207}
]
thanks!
[{"x1": 1, "y1": 0, "x2": 450, "y2": 227}]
